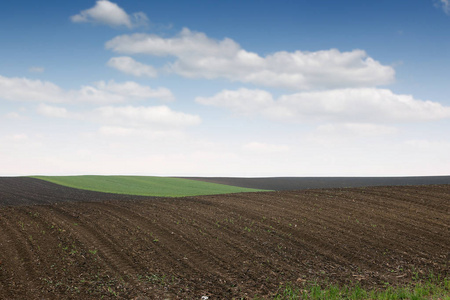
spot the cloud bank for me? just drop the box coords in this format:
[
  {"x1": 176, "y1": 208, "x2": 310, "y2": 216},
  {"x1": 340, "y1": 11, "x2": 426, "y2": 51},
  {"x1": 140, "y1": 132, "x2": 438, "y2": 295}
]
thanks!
[
  {"x1": 93, "y1": 105, "x2": 201, "y2": 128},
  {"x1": 106, "y1": 28, "x2": 395, "y2": 90},
  {"x1": 196, "y1": 88, "x2": 450, "y2": 123},
  {"x1": 37, "y1": 104, "x2": 70, "y2": 118},
  {"x1": 0, "y1": 75, "x2": 173, "y2": 104},
  {"x1": 36, "y1": 103, "x2": 201, "y2": 138}
]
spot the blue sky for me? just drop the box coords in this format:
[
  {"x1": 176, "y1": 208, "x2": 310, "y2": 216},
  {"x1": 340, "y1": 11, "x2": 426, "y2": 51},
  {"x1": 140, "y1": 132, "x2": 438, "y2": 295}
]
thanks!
[{"x1": 1, "y1": 0, "x2": 449, "y2": 176}]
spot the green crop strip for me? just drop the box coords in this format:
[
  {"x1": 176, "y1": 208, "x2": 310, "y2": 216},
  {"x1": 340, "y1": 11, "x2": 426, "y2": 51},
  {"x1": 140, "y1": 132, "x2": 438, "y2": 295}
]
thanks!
[
  {"x1": 267, "y1": 277, "x2": 450, "y2": 300},
  {"x1": 32, "y1": 175, "x2": 269, "y2": 197}
]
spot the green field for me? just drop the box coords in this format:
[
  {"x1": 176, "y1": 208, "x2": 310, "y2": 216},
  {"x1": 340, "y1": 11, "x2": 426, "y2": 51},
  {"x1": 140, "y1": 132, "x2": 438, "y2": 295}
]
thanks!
[{"x1": 33, "y1": 175, "x2": 268, "y2": 197}]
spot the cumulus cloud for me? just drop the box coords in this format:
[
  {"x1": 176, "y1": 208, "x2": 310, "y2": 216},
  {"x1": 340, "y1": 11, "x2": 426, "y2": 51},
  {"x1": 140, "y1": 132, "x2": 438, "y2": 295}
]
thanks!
[
  {"x1": 105, "y1": 28, "x2": 395, "y2": 90},
  {"x1": 196, "y1": 88, "x2": 450, "y2": 123},
  {"x1": 0, "y1": 75, "x2": 173, "y2": 104},
  {"x1": 71, "y1": 0, "x2": 148, "y2": 28},
  {"x1": 93, "y1": 105, "x2": 201, "y2": 128},
  {"x1": 107, "y1": 56, "x2": 157, "y2": 77}
]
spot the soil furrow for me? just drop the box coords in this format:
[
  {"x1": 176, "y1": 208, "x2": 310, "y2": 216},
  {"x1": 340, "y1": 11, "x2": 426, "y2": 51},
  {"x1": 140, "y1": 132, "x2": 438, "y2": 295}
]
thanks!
[
  {"x1": 93, "y1": 201, "x2": 243, "y2": 290},
  {"x1": 0, "y1": 215, "x2": 42, "y2": 298},
  {"x1": 33, "y1": 205, "x2": 141, "y2": 281}
]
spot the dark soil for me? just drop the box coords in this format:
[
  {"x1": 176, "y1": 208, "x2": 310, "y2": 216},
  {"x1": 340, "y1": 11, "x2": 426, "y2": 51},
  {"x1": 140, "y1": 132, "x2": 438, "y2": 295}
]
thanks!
[
  {"x1": 0, "y1": 178, "x2": 448, "y2": 299},
  {"x1": 182, "y1": 176, "x2": 450, "y2": 190},
  {"x1": 0, "y1": 177, "x2": 149, "y2": 206}
]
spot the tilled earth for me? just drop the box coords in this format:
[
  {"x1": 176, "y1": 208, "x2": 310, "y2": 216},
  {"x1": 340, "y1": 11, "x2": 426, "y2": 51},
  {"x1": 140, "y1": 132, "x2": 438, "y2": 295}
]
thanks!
[{"x1": 0, "y1": 178, "x2": 448, "y2": 299}]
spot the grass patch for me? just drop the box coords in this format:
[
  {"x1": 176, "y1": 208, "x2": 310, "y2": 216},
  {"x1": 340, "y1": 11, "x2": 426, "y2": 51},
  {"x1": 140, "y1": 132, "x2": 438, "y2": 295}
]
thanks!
[
  {"x1": 271, "y1": 277, "x2": 450, "y2": 299},
  {"x1": 32, "y1": 175, "x2": 269, "y2": 197}
]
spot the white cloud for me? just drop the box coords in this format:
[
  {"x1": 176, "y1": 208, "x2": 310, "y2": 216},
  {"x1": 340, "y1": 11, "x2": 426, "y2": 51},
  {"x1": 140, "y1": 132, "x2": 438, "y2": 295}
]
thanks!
[
  {"x1": 71, "y1": 0, "x2": 148, "y2": 28},
  {"x1": 33, "y1": 102, "x2": 200, "y2": 137},
  {"x1": 196, "y1": 88, "x2": 273, "y2": 114},
  {"x1": 98, "y1": 126, "x2": 136, "y2": 136},
  {"x1": 37, "y1": 104, "x2": 70, "y2": 118},
  {"x1": 404, "y1": 139, "x2": 450, "y2": 151},
  {"x1": 242, "y1": 142, "x2": 290, "y2": 153},
  {"x1": 107, "y1": 56, "x2": 157, "y2": 77},
  {"x1": 33, "y1": 101, "x2": 199, "y2": 130},
  {"x1": 105, "y1": 28, "x2": 395, "y2": 90},
  {"x1": 5, "y1": 112, "x2": 23, "y2": 119},
  {"x1": 93, "y1": 105, "x2": 201, "y2": 128},
  {"x1": 98, "y1": 126, "x2": 185, "y2": 139},
  {"x1": 0, "y1": 75, "x2": 65, "y2": 103},
  {"x1": 435, "y1": 0, "x2": 450, "y2": 14},
  {"x1": 315, "y1": 123, "x2": 398, "y2": 137},
  {"x1": 29, "y1": 67, "x2": 45, "y2": 73},
  {"x1": 197, "y1": 88, "x2": 450, "y2": 123},
  {"x1": 272, "y1": 88, "x2": 450, "y2": 122},
  {"x1": 93, "y1": 80, "x2": 173, "y2": 101},
  {"x1": 0, "y1": 75, "x2": 173, "y2": 104},
  {"x1": 33, "y1": 103, "x2": 200, "y2": 136}
]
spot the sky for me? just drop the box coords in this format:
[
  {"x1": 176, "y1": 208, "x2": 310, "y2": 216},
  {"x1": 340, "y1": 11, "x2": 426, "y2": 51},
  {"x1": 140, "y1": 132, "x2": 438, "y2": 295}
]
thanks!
[{"x1": 1, "y1": 0, "x2": 450, "y2": 177}]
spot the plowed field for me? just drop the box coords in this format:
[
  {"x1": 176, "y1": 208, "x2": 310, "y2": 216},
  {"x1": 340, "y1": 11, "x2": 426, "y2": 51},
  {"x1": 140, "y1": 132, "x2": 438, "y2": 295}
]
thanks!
[
  {"x1": 183, "y1": 176, "x2": 450, "y2": 190},
  {"x1": 0, "y1": 178, "x2": 448, "y2": 299}
]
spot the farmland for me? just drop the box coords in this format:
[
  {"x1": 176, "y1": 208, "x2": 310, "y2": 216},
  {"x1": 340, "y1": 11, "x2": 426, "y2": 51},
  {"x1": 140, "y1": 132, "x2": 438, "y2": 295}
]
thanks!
[
  {"x1": 33, "y1": 176, "x2": 267, "y2": 197},
  {"x1": 0, "y1": 177, "x2": 448, "y2": 299}
]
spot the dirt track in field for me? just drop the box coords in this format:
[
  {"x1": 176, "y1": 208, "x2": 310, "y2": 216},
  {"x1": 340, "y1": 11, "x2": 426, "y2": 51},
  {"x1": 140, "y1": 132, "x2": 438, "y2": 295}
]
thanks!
[{"x1": 0, "y1": 178, "x2": 448, "y2": 299}]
